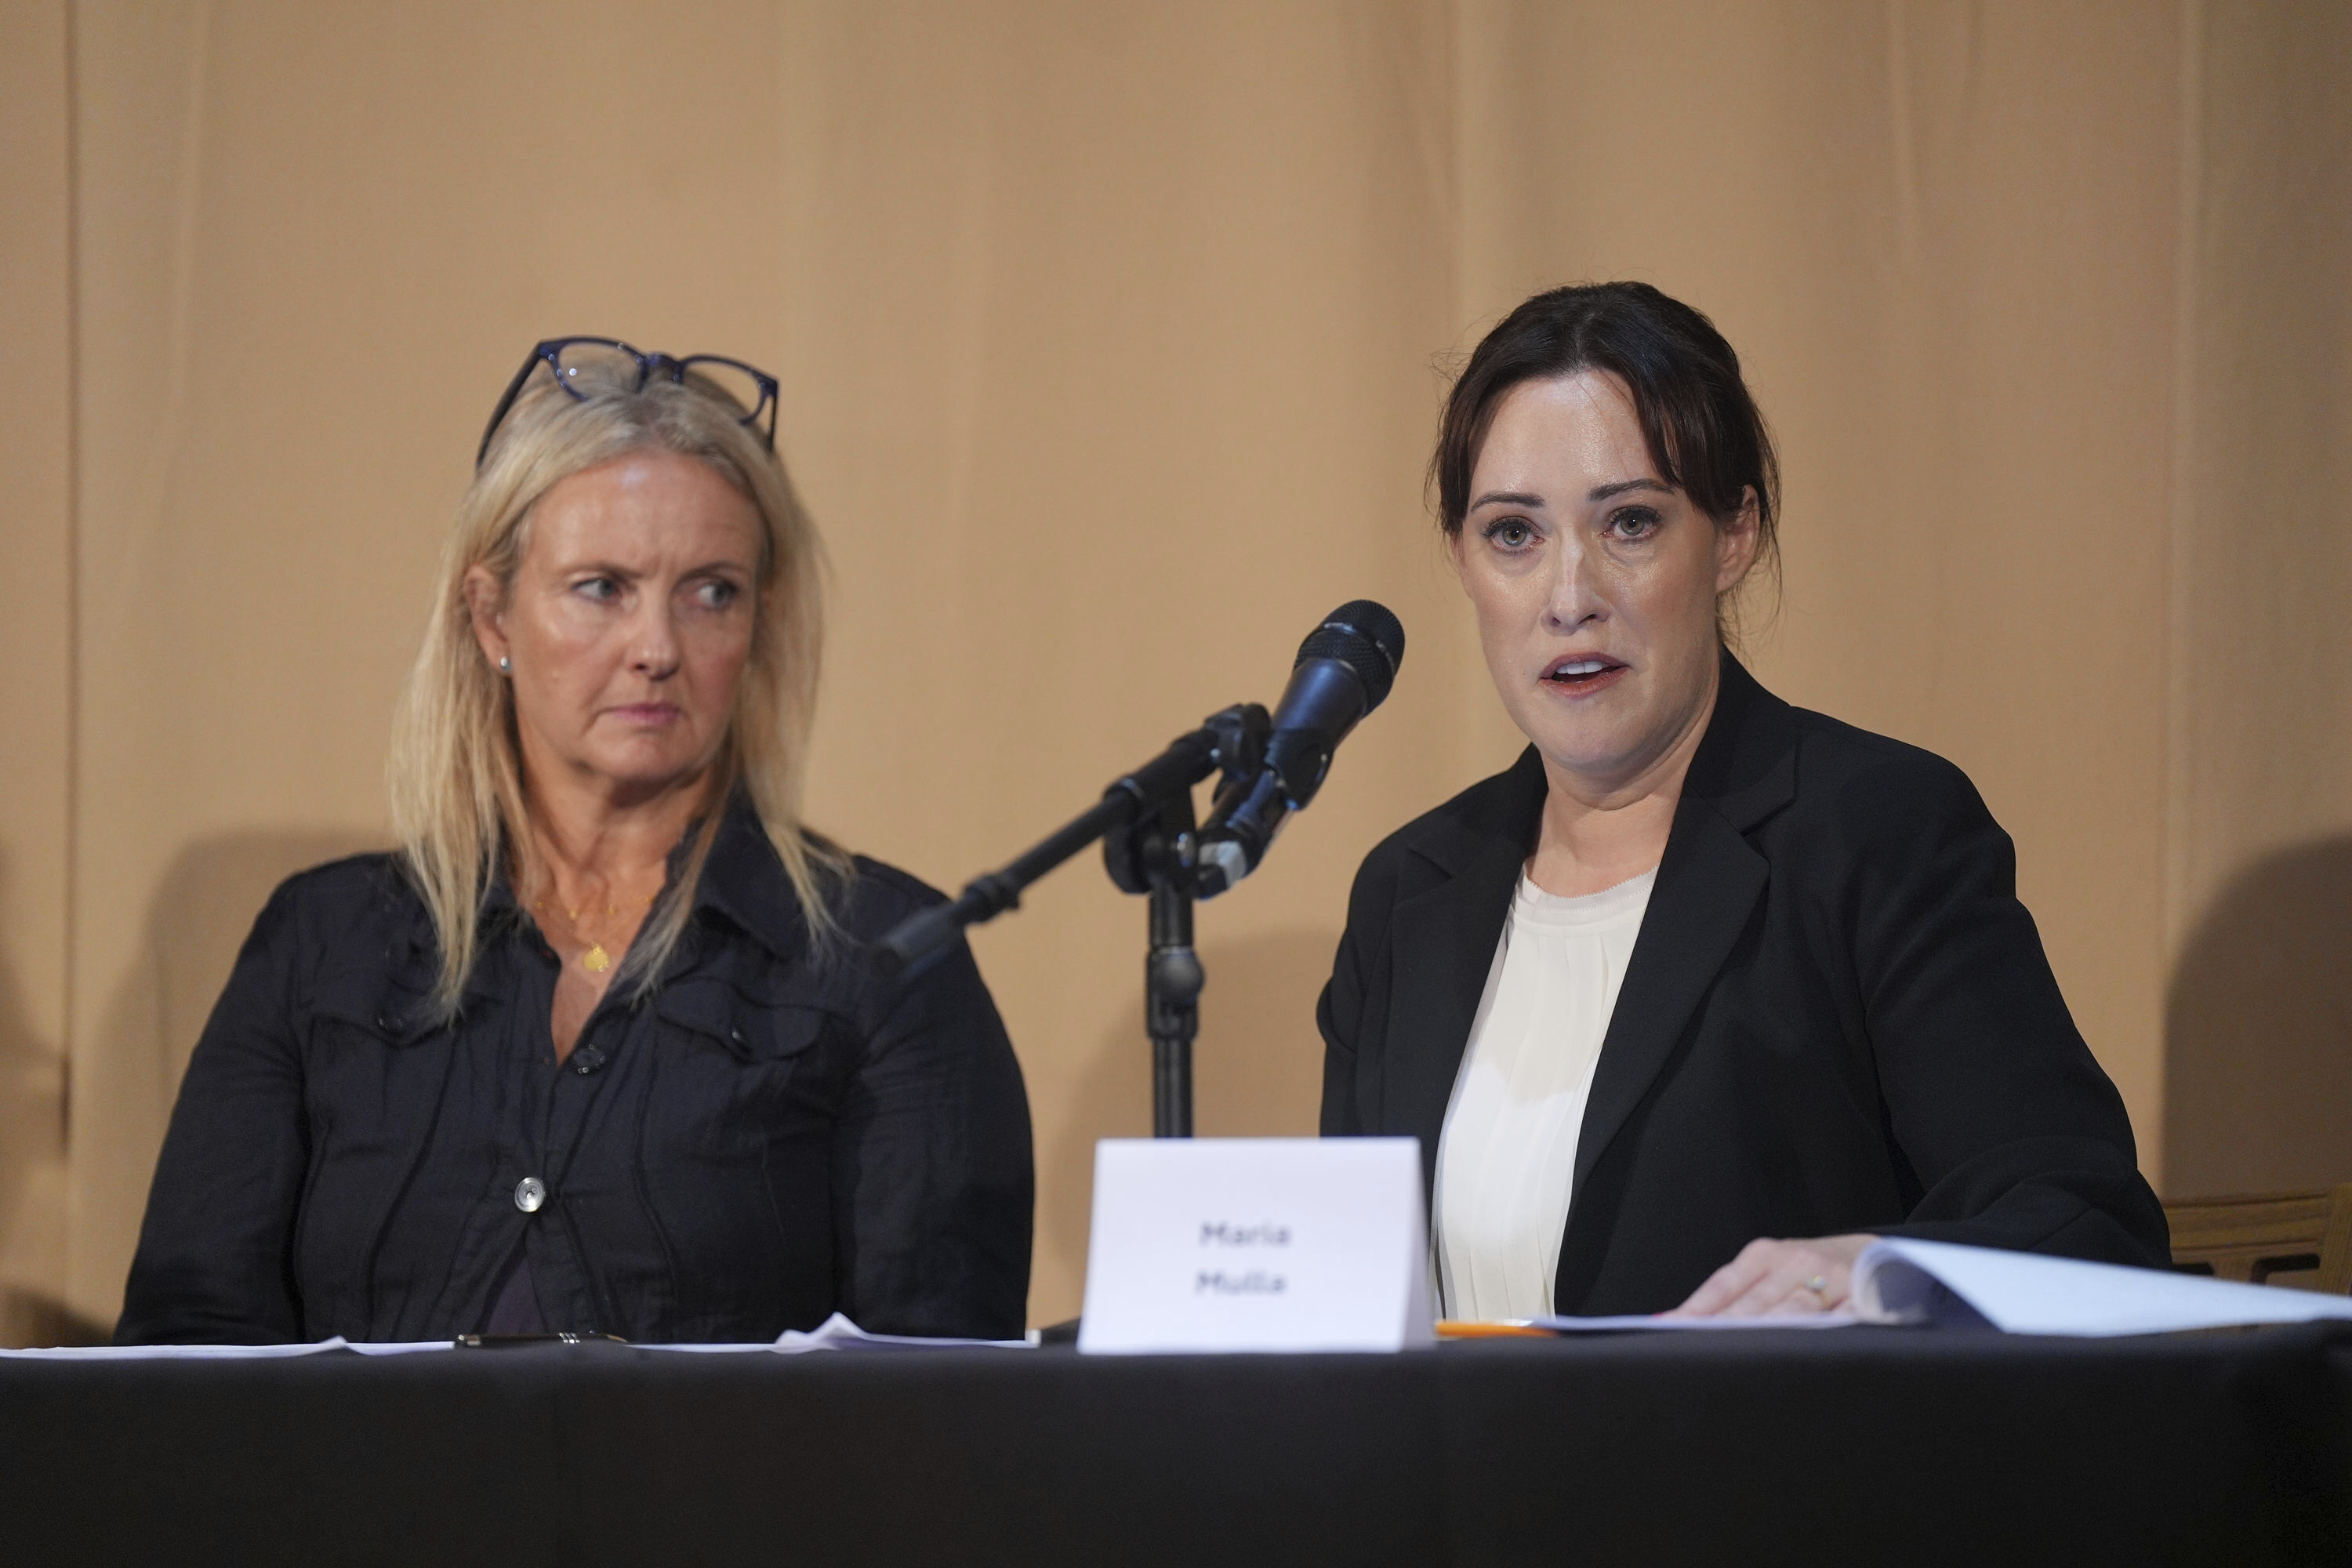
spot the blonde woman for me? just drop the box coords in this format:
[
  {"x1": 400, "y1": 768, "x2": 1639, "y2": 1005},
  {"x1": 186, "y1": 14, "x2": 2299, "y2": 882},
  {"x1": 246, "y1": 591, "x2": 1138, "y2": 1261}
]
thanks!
[{"x1": 117, "y1": 339, "x2": 1033, "y2": 1344}]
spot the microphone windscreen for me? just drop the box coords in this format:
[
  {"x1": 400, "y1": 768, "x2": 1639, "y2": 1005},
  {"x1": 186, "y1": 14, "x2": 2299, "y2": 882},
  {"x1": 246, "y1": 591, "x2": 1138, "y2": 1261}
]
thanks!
[{"x1": 1294, "y1": 601, "x2": 1406, "y2": 710}]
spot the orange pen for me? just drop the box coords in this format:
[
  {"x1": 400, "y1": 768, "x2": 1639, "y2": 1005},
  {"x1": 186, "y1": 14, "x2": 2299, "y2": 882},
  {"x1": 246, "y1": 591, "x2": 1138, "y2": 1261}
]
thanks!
[{"x1": 1434, "y1": 1319, "x2": 1557, "y2": 1338}]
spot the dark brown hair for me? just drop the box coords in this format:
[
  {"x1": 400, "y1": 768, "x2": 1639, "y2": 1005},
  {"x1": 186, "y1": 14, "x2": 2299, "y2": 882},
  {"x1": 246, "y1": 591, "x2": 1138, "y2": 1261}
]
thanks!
[{"x1": 1433, "y1": 281, "x2": 1780, "y2": 628}]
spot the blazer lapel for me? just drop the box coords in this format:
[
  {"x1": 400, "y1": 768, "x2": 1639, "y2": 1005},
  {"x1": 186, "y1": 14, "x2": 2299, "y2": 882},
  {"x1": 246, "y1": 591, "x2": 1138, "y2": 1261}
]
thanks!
[
  {"x1": 1385, "y1": 830, "x2": 1525, "y2": 1203},
  {"x1": 1567, "y1": 653, "x2": 1796, "y2": 1212},
  {"x1": 1566, "y1": 799, "x2": 1766, "y2": 1206}
]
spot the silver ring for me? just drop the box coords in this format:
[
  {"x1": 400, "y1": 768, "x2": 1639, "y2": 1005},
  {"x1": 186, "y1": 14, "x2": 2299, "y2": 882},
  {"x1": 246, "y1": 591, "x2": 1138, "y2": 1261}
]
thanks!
[{"x1": 1801, "y1": 1274, "x2": 1829, "y2": 1299}]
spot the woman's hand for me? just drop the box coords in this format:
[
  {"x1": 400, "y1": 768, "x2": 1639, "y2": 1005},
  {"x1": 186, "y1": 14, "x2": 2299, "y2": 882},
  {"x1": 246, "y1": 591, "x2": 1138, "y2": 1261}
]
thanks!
[{"x1": 1664, "y1": 1233, "x2": 1878, "y2": 1316}]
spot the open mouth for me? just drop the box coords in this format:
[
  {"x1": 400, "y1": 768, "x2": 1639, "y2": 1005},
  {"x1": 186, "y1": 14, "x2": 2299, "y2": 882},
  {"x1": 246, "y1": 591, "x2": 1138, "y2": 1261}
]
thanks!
[{"x1": 1542, "y1": 655, "x2": 1628, "y2": 691}]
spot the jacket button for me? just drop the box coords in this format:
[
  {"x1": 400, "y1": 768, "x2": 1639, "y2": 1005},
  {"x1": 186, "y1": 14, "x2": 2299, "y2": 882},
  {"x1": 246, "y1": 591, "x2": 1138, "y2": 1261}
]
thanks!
[
  {"x1": 572, "y1": 1044, "x2": 607, "y2": 1075},
  {"x1": 729, "y1": 1026, "x2": 746, "y2": 1045},
  {"x1": 514, "y1": 1176, "x2": 547, "y2": 1214}
]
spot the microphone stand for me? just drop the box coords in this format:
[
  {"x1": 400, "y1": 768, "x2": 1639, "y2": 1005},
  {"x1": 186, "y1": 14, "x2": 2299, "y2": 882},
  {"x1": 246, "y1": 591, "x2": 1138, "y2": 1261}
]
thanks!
[
  {"x1": 1105, "y1": 782, "x2": 1207, "y2": 1137},
  {"x1": 874, "y1": 705, "x2": 1268, "y2": 1138},
  {"x1": 1147, "y1": 878, "x2": 1201, "y2": 1137}
]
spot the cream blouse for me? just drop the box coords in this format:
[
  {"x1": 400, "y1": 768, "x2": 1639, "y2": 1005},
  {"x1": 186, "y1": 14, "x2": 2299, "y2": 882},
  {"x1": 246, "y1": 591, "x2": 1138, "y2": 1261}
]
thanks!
[{"x1": 1433, "y1": 866, "x2": 1656, "y2": 1321}]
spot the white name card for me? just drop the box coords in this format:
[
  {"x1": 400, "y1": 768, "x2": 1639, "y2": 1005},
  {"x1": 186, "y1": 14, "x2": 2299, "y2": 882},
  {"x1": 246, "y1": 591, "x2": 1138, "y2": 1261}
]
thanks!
[{"x1": 1076, "y1": 1137, "x2": 1434, "y2": 1355}]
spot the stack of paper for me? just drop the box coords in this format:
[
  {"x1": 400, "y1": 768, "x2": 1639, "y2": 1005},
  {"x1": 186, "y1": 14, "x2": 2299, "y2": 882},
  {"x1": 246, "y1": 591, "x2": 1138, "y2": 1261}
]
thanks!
[
  {"x1": 1850, "y1": 1237, "x2": 2352, "y2": 1336},
  {"x1": 1533, "y1": 1238, "x2": 2352, "y2": 1338}
]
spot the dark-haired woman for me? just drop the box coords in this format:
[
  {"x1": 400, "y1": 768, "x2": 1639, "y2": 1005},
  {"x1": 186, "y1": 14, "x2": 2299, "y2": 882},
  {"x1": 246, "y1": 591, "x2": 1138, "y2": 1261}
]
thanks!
[{"x1": 1319, "y1": 283, "x2": 2167, "y2": 1320}]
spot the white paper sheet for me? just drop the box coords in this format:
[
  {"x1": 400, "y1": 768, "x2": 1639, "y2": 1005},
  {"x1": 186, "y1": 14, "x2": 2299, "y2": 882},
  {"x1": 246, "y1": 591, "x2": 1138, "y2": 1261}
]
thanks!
[
  {"x1": 1529, "y1": 1240, "x2": 2352, "y2": 1339},
  {"x1": 1526, "y1": 1311, "x2": 1861, "y2": 1332},
  {"x1": 2, "y1": 1315, "x2": 1029, "y2": 1359},
  {"x1": 1853, "y1": 1236, "x2": 2352, "y2": 1337},
  {"x1": 644, "y1": 1312, "x2": 1031, "y2": 1354},
  {"x1": 0, "y1": 1338, "x2": 455, "y2": 1360}
]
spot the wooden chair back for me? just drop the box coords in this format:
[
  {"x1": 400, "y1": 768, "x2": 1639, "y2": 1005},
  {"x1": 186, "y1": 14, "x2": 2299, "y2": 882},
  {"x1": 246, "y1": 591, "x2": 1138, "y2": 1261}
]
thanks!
[{"x1": 2165, "y1": 1185, "x2": 2352, "y2": 1294}]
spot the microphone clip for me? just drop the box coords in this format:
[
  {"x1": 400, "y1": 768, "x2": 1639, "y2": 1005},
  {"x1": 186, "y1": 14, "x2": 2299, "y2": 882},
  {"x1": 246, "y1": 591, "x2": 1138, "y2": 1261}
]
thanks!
[
  {"x1": 1205, "y1": 702, "x2": 1274, "y2": 797},
  {"x1": 1099, "y1": 703, "x2": 1269, "y2": 898}
]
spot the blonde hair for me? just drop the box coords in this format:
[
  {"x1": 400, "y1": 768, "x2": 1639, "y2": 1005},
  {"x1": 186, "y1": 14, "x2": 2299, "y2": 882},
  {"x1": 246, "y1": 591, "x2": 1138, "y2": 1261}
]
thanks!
[{"x1": 388, "y1": 365, "x2": 847, "y2": 1018}]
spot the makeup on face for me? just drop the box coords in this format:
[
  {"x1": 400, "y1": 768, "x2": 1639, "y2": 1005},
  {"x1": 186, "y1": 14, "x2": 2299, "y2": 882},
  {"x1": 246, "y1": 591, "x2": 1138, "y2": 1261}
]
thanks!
[
  {"x1": 492, "y1": 449, "x2": 763, "y2": 797},
  {"x1": 1455, "y1": 371, "x2": 1740, "y2": 795},
  {"x1": 1537, "y1": 652, "x2": 1631, "y2": 699}
]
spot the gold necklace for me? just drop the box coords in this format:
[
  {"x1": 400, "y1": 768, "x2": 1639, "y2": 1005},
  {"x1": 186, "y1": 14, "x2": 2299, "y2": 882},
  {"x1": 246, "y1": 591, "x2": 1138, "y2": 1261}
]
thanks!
[{"x1": 533, "y1": 894, "x2": 654, "y2": 975}]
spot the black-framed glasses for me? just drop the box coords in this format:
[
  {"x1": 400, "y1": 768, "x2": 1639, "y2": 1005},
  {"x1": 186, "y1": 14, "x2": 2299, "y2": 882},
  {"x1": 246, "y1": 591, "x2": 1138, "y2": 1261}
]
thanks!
[{"x1": 476, "y1": 336, "x2": 780, "y2": 466}]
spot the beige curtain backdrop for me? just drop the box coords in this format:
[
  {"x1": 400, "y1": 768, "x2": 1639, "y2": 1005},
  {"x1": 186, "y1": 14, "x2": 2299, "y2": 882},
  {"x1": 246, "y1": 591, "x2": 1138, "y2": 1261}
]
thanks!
[{"x1": 1, "y1": 0, "x2": 2343, "y2": 1341}]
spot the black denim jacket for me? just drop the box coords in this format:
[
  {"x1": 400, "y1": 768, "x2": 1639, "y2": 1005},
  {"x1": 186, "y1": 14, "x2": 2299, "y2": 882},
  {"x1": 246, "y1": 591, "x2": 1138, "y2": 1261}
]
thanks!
[{"x1": 115, "y1": 799, "x2": 1033, "y2": 1344}]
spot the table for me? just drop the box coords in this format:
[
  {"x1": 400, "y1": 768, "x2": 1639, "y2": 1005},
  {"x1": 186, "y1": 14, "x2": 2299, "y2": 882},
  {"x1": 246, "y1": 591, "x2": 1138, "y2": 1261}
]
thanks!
[{"x1": 6, "y1": 1324, "x2": 2350, "y2": 1565}]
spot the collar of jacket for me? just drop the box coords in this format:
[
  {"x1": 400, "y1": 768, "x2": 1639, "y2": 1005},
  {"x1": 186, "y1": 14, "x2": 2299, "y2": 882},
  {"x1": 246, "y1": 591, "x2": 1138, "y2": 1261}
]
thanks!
[
  {"x1": 685, "y1": 789, "x2": 819, "y2": 967},
  {"x1": 391, "y1": 789, "x2": 817, "y2": 1004},
  {"x1": 1379, "y1": 648, "x2": 1800, "y2": 1219},
  {"x1": 1397, "y1": 648, "x2": 1798, "y2": 879}
]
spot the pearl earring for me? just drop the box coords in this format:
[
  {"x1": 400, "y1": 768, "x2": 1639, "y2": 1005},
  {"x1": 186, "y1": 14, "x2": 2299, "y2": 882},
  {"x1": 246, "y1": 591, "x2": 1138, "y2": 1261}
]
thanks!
[{"x1": 498, "y1": 656, "x2": 512, "y2": 673}]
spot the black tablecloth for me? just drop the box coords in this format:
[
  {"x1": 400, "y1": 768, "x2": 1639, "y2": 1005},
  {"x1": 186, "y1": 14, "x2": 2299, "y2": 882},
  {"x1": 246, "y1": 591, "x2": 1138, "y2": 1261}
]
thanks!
[{"x1": 6, "y1": 1324, "x2": 2350, "y2": 1566}]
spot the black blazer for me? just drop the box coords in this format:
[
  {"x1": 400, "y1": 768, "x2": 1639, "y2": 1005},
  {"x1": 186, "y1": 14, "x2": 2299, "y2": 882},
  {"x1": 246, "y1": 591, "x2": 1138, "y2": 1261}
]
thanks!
[
  {"x1": 1319, "y1": 653, "x2": 2168, "y2": 1315},
  {"x1": 117, "y1": 796, "x2": 1033, "y2": 1345}
]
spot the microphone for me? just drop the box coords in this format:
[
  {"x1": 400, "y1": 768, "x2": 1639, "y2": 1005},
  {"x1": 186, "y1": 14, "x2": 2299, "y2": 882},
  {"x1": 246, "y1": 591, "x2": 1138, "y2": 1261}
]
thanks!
[{"x1": 1194, "y1": 600, "x2": 1405, "y2": 897}]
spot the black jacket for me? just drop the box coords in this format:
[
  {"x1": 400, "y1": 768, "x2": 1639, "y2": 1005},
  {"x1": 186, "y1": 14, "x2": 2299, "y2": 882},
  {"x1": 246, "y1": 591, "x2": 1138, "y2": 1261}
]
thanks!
[
  {"x1": 1319, "y1": 654, "x2": 2168, "y2": 1315},
  {"x1": 117, "y1": 800, "x2": 1033, "y2": 1344}
]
